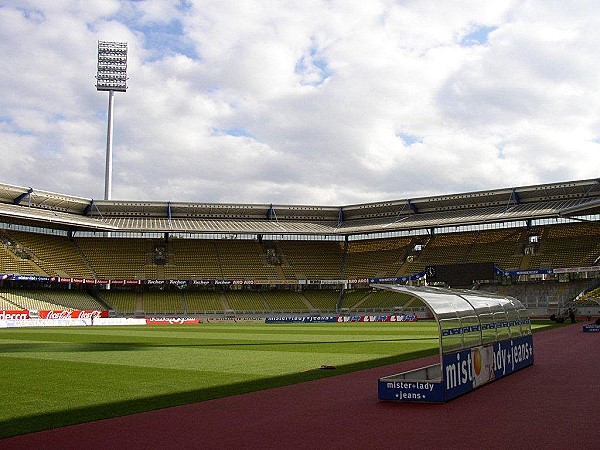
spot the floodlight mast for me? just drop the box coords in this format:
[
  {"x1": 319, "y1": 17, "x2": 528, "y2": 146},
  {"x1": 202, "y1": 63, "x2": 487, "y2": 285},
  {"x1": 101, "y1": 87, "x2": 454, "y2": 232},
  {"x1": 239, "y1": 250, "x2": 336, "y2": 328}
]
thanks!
[{"x1": 96, "y1": 41, "x2": 128, "y2": 200}]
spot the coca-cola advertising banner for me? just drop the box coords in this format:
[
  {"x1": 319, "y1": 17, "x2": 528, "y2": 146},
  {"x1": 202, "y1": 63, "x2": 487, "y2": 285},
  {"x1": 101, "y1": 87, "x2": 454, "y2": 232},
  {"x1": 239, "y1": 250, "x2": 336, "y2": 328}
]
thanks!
[{"x1": 38, "y1": 310, "x2": 109, "y2": 320}]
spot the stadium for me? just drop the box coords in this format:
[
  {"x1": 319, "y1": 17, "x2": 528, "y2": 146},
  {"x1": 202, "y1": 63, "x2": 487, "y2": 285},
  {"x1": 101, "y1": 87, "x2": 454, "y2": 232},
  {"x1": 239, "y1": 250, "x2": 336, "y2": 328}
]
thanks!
[
  {"x1": 1, "y1": 5, "x2": 600, "y2": 446},
  {"x1": 1, "y1": 177, "x2": 599, "y2": 448},
  {"x1": 1, "y1": 177, "x2": 599, "y2": 318}
]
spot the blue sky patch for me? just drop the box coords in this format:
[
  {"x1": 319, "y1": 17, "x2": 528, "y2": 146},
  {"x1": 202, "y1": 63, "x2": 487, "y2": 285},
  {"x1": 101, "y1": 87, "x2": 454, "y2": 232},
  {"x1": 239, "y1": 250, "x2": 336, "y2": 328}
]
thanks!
[
  {"x1": 0, "y1": 117, "x2": 34, "y2": 136},
  {"x1": 496, "y1": 143, "x2": 507, "y2": 159},
  {"x1": 139, "y1": 20, "x2": 198, "y2": 60},
  {"x1": 212, "y1": 127, "x2": 254, "y2": 139},
  {"x1": 15, "y1": 7, "x2": 45, "y2": 23},
  {"x1": 396, "y1": 132, "x2": 423, "y2": 146},
  {"x1": 108, "y1": 3, "x2": 198, "y2": 60},
  {"x1": 177, "y1": 0, "x2": 193, "y2": 14},
  {"x1": 460, "y1": 25, "x2": 497, "y2": 46},
  {"x1": 295, "y1": 41, "x2": 331, "y2": 86}
]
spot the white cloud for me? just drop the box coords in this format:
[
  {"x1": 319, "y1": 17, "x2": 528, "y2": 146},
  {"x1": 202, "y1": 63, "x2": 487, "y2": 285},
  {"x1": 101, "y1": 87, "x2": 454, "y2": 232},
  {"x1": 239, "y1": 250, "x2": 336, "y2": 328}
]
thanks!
[{"x1": 1, "y1": 0, "x2": 599, "y2": 206}]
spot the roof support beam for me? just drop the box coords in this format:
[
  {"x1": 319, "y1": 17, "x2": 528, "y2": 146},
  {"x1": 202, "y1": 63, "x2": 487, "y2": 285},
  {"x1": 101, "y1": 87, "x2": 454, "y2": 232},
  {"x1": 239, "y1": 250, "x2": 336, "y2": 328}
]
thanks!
[
  {"x1": 582, "y1": 179, "x2": 600, "y2": 200},
  {"x1": 13, "y1": 188, "x2": 33, "y2": 205},
  {"x1": 407, "y1": 199, "x2": 418, "y2": 214},
  {"x1": 505, "y1": 188, "x2": 521, "y2": 212},
  {"x1": 83, "y1": 199, "x2": 95, "y2": 216},
  {"x1": 337, "y1": 208, "x2": 345, "y2": 227},
  {"x1": 267, "y1": 204, "x2": 278, "y2": 223}
]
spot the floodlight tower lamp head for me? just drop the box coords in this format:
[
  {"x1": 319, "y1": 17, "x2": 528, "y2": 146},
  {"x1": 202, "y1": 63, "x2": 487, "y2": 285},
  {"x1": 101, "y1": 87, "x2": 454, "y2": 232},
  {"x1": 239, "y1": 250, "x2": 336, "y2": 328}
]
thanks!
[{"x1": 96, "y1": 41, "x2": 128, "y2": 92}]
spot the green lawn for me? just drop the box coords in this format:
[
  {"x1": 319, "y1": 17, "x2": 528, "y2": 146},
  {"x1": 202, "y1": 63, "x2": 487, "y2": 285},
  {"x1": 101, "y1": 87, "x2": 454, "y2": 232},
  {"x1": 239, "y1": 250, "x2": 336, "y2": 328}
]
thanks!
[{"x1": 0, "y1": 321, "x2": 555, "y2": 438}]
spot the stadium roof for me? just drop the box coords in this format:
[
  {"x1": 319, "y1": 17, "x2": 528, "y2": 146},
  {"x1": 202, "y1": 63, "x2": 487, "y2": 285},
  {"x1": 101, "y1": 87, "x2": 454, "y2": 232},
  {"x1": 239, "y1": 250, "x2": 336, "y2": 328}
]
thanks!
[{"x1": 0, "y1": 178, "x2": 599, "y2": 236}]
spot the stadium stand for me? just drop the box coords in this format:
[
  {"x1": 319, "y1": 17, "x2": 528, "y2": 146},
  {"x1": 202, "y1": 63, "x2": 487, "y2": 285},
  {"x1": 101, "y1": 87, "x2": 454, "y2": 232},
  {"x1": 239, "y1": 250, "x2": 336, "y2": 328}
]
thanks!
[
  {"x1": 343, "y1": 237, "x2": 414, "y2": 279},
  {"x1": 142, "y1": 290, "x2": 185, "y2": 314},
  {"x1": 76, "y1": 237, "x2": 159, "y2": 280},
  {"x1": 339, "y1": 289, "x2": 370, "y2": 310},
  {"x1": 302, "y1": 289, "x2": 340, "y2": 311},
  {"x1": 399, "y1": 228, "x2": 525, "y2": 275},
  {"x1": 3, "y1": 230, "x2": 95, "y2": 278},
  {"x1": 478, "y1": 279, "x2": 598, "y2": 309},
  {"x1": 0, "y1": 289, "x2": 69, "y2": 311},
  {"x1": 262, "y1": 291, "x2": 310, "y2": 312},
  {"x1": 0, "y1": 231, "x2": 48, "y2": 276},
  {"x1": 217, "y1": 240, "x2": 280, "y2": 280},
  {"x1": 276, "y1": 240, "x2": 345, "y2": 280},
  {"x1": 225, "y1": 290, "x2": 268, "y2": 313},
  {"x1": 0, "y1": 178, "x2": 599, "y2": 317},
  {"x1": 353, "y1": 289, "x2": 421, "y2": 311},
  {"x1": 0, "y1": 296, "x2": 17, "y2": 310},
  {"x1": 535, "y1": 223, "x2": 600, "y2": 268},
  {"x1": 36, "y1": 290, "x2": 104, "y2": 310},
  {"x1": 164, "y1": 238, "x2": 222, "y2": 279},
  {"x1": 97, "y1": 290, "x2": 138, "y2": 314},
  {"x1": 184, "y1": 291, "x2": 224, "y2": 313}
]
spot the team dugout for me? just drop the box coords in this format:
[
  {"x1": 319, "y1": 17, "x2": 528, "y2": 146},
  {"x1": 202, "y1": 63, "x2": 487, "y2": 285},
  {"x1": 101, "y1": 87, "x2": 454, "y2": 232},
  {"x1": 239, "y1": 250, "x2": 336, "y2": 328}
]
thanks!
[{"x1": 377, "y1": 285, "x2": 533, "y2": 403}]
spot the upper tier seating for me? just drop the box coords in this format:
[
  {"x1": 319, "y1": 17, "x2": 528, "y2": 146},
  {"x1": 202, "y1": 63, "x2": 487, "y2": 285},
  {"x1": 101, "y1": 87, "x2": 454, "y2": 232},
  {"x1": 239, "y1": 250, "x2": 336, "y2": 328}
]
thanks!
[{"x1": 0, "y1": 223, "x2": 597, "y2": 282}]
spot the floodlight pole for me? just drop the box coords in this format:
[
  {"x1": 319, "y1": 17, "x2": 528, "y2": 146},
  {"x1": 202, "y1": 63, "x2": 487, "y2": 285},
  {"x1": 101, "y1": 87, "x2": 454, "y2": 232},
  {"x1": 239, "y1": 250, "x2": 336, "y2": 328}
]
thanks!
[
  {"x1": 104, "y1": 90, "x2": 115, "y2": 200},
  {"x1": 96, "y1": 40, "x2": 128, "y2": 201}
]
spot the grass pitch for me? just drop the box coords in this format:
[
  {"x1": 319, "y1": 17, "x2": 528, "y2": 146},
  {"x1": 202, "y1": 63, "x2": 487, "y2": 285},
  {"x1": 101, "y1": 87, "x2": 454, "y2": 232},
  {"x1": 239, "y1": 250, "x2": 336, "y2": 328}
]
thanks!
[{"x1": 0, "y1": 321, "x2": 553, "y2": 438}]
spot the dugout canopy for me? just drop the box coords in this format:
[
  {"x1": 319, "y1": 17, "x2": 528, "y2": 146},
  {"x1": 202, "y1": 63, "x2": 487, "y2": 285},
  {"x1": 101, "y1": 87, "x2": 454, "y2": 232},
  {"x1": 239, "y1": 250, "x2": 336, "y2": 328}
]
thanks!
[{"x1": 371, "y1": 284, "x2": 531, "y2": 354}]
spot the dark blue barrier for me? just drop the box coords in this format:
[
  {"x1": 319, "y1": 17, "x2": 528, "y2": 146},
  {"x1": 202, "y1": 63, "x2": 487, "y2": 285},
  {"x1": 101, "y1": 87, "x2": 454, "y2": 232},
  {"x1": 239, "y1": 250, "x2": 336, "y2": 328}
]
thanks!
[{"x1": 378, "y1": 335, "x2": 534, "y2": 402}]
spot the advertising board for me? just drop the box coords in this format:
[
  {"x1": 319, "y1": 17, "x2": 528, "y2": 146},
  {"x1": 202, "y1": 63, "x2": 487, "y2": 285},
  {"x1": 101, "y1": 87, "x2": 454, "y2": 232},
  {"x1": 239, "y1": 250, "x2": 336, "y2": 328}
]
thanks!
[{"x1": 378, "y1": 335, "x2": 534, "y2": 402}]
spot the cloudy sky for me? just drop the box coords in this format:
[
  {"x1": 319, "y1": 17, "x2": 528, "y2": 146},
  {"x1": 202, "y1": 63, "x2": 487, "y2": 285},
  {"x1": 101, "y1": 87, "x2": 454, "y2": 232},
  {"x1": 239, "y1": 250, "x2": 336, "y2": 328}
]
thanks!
[{"x1": 1, "y1": 1, "x2": 599, "y2": 206}]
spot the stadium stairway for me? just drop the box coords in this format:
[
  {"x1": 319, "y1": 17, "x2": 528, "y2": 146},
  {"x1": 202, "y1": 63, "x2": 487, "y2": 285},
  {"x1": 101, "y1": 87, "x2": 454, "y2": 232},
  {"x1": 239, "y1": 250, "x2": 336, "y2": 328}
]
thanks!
[
  {"x1": 71, "y1": 239, "x2": 98, "y2": 279},
  {"x1": 88, "y1": 291, "x2": 113, "y2": 311}
]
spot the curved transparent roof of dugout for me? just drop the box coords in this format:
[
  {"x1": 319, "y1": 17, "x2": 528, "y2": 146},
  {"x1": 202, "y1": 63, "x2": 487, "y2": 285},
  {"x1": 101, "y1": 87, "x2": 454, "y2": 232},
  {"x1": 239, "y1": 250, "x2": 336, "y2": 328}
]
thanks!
[{"x1": 371, "y1": 284, "x2": 531, "y2": 352}]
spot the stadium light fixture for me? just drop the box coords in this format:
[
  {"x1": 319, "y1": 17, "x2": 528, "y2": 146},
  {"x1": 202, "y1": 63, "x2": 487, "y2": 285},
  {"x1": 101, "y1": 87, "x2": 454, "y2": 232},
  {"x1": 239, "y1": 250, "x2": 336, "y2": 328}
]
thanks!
[{"x1": 96, "y1": 41, "x2": 128, "y2": 200}]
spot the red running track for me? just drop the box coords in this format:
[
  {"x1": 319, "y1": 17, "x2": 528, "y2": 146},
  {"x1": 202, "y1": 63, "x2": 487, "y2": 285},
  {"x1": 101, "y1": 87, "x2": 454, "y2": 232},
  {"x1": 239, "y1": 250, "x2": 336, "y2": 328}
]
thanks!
[{"x1": 1, "y1": 324, "x2": 598, "y2": 450}]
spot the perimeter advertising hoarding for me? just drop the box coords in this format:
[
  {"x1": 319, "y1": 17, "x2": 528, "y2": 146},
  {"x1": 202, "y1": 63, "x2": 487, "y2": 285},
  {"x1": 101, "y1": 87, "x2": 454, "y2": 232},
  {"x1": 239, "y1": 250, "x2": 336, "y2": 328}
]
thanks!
[
  {"x1": 265, "y1": 316, "x2": 337, "y2": 324},
  {"x1": 378, "y1": 335, "x2": 534, "y2": 402},
  {"x1": 146, "y1": 317, "x2": 199, "y2": 325},
  {"x1": 37, "y1": 310, "x2": 109, "y2": 319},
  {"x1": 264, "y1": 314, "x2": 417, "y2": 324},
  {"x1": 0, "y1": 310, "x2": 30, "y2": 320},
  {"x1": 0, "y1": 310, "x2": 109, "y2": 320}
]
